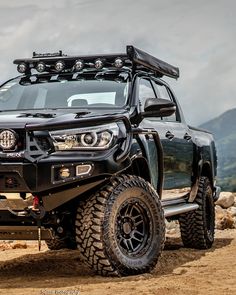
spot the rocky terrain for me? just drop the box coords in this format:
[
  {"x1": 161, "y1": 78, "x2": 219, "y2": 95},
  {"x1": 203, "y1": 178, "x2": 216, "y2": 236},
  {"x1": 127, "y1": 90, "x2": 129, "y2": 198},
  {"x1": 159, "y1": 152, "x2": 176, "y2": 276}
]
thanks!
[
  {"x1": 165, "y1": 192, "x2": 236, "y2": 235},
  {"x1": 215, "y1": 192, "x2": 236, "y2": 229},
  {"x1": 0, "y1": 192, "x2": 235, "y2": 295}
]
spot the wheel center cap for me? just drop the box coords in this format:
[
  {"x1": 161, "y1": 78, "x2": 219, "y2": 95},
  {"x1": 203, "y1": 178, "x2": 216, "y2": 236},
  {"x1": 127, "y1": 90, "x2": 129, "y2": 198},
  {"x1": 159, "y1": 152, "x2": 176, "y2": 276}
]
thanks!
[{"x1": 123, "y1": 222, "x2": 132, "y2": 234}]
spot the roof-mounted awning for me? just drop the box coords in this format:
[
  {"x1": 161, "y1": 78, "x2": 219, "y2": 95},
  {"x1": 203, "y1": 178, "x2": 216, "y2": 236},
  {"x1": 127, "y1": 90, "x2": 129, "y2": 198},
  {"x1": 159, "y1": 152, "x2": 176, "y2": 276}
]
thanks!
[
  {"x1": 126, "y1": 46, "x2": 179, "y2": 79},
  {"x1": 13, "y1": 45, "x2": 179, "y2": 79}
]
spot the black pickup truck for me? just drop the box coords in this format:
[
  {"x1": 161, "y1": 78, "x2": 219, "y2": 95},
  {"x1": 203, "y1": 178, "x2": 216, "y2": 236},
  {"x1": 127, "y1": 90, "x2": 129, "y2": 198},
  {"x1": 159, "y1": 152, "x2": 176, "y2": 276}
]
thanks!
[{"x1": 0, "y1": 46, "x2": 220, "y2": 276}]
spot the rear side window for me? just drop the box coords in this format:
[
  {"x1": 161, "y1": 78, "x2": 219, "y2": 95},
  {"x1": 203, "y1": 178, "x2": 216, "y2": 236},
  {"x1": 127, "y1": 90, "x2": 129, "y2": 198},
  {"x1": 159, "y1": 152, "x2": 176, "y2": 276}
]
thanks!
[
  {"x1": 154, "y1": 83, "x2": 170, "y2": 100},
  {"x1": 139, "y1": 78, "x2": 156, "y2": 112},
  {"x1": 152, "y1": 81, "x2": 177, "y2": 122}
]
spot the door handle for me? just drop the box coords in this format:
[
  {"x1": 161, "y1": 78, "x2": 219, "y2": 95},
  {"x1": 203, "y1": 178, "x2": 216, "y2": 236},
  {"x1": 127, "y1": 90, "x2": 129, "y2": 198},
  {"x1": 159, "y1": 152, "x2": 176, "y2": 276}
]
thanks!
[
  {"x1": 184, "y1": 133, "x2": 192, "y2": 141},
  {"x1": 165, "y1": 131, "x2": 174, "y2": 140}
]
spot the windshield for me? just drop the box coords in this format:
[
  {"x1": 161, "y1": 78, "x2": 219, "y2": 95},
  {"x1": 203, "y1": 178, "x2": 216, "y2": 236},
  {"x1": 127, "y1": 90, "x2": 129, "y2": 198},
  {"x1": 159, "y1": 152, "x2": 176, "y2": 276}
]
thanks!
[{"x1": 0, "y1": 71, "x2": 130, "y2": 111}]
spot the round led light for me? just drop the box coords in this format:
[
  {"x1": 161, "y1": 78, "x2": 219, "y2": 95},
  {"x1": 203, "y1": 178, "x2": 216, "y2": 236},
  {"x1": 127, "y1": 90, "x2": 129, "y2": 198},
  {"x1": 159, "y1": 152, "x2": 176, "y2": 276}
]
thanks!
[
  {"x1": 94, "y1": 59, "x2": 104, "y2": 69},
  {"x1": 55, "y1": 60, "x2": 65, "y2": 72},
  {"x1": 0, "y1": 129, "x2": 17, "y2": 150},
  {"x1": 36, "y1": 62, "x2": 46, "y2": 73},
  {"x1": 114, "y1": 58, "x2": 123, "y2": 68},
  {"x1": 74, "y1": 59, "x2": 84, "y2": 71},
  {"x1": 81, "y1": 132, "x2": 98, "y2": 147},
  {"x1": 17, "y1": 63, "x2": 27, "y2": 74}
]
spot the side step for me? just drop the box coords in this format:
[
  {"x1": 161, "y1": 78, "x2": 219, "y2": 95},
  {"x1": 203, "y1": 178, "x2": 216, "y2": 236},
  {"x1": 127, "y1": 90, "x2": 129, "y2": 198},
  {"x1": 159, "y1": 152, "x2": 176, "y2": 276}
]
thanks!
[
  {"x1": 0, "y1": 226, "x2": 53, "y2": 240},
  {"x1": 162, "y1": 196, "x2": 199, "y2": 217}
]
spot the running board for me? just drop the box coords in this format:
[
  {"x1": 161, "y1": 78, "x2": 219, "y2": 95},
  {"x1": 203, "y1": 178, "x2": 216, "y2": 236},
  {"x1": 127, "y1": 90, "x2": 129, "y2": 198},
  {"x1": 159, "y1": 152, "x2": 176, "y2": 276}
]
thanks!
[
  {"x1": 163, "y1": 203, "x2": 199, "y2": 217},
  {"x1": 161, "y1": 196, "x2": 199, "y2": 217},
  {"x1": 0, "y1": 226, "x2": 53, "y2": 240}
]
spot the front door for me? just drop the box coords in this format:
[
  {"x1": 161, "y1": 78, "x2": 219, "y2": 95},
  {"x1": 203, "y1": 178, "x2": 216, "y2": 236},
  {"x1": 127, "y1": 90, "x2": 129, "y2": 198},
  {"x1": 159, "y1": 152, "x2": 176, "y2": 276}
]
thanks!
[{"x1": 138, "y1": 77, "x2": 193, "y2": 198}]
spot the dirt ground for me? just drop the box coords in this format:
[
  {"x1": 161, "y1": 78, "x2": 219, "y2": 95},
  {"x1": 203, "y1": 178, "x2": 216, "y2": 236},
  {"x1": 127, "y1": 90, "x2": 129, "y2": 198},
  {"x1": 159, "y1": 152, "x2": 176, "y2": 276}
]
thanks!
[{"x1": 0, "y1": 229, "x2": 236, "y2": 295}]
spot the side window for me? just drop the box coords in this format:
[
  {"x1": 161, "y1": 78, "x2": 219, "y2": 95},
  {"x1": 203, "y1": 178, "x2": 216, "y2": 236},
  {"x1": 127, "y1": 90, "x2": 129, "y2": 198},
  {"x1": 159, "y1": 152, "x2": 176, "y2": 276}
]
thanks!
[
  {"x1": 152, "y1": 82, "x2": 177, "y2": 122},
  {"x1": 139, "y1": 78, "x2": 156, "y2": 112}
]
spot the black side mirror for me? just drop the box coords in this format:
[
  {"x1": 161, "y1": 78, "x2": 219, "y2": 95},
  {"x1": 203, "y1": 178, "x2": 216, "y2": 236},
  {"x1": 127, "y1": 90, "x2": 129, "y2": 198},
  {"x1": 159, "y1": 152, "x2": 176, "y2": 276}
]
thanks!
[{"x1": 143, "y1": 98, "x2": 176, "y2": 117}]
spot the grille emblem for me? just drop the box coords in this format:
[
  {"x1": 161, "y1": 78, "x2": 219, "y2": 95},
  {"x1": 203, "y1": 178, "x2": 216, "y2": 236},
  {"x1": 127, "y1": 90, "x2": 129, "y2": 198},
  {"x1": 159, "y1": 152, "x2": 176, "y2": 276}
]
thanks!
[{"x1": 0, "y1": 129, "x2": 17, "y2": 151}]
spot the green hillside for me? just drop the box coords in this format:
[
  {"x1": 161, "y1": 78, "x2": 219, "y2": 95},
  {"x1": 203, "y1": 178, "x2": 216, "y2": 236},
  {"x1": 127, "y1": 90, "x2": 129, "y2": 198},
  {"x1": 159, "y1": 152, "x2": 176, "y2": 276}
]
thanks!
[{"x1": 200, "y1": 108, "x2": 236, "y2": 191}]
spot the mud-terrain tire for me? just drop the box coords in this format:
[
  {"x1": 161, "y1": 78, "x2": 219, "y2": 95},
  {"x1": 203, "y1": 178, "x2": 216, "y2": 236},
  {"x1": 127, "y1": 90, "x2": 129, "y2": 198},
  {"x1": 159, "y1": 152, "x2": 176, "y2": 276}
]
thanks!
[
  {"x1": 46, "y1": 237, "x2": 76, "y2": 250},
  {"x1": 179, "y1": 176, "x2": 215, "y2": 249},
  {"x1": 75, "y1": 175, "x2": 165, "y2": 276}
]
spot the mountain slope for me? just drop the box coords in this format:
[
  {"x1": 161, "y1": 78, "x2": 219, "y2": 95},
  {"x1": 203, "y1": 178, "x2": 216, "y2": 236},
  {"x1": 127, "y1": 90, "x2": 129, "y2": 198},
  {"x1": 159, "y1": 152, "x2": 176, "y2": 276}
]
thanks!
[{"x1": 200, "y1": 108, "x2": 236, "y2": 191}]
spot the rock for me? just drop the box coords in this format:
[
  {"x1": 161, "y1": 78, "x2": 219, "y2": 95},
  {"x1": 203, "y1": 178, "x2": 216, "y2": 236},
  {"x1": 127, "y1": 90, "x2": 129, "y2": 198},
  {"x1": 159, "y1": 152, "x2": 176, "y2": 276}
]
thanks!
[
  {"x1": 11, "y1": 243, "x2": 27, "y2": 249},
  {"x1": 227, "y1": 207, "x2": 236, "y2": 217},
  {"x1": 165, "y1": 220, "x2": 179, "y2": 234},
  {"x1": 215, "y1": 209, "x2": 235, "y2": 230},
  {"x1": 215, "y1": 205, "x2": 225, "y2": 214},
  {"x1": 0, "y1": 242, "x2": 12, "y2": 251},
  {"x1": 215, "y1": 192, "x2": 235, "y2": 209}
]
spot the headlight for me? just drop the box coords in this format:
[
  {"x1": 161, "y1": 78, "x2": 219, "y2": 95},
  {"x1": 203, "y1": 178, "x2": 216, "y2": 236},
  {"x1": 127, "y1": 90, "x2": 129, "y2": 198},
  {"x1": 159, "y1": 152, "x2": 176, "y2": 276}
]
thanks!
[{"x1": 50, "y1": 123, "x2": 119, "y2": 151}]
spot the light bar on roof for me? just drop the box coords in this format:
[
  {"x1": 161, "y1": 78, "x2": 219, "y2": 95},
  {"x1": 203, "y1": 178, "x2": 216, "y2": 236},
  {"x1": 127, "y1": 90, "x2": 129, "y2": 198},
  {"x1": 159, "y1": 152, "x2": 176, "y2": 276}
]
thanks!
[{"x1": 13, "y1": 46, "x2": 179, "y2": 79}]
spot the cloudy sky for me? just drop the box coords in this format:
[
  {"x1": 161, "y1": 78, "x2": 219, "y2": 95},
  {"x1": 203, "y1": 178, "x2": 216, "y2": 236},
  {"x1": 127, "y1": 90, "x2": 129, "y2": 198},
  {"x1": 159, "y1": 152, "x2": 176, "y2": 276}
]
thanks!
[{"x1": 0, "y1": 0, "x2": 235, "y2": 125}]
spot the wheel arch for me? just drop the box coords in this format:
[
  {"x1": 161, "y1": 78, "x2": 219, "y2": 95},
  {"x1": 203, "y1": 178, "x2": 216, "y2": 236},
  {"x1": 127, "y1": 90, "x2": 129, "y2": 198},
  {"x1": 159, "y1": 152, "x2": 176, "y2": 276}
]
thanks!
[
  {"x1": 200, "y1": 161, "x2": 214, "y2": 189},
  {"x1": 122, "y1": 156, "x2": 151, "y2": 184}
]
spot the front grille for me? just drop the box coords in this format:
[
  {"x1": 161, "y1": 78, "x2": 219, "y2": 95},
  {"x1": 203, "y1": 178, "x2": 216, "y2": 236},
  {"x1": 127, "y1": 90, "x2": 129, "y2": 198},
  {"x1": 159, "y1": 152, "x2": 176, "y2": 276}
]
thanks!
[
  {"x1": 16, "y1": 130, "x2": 26, "y2": 150},
  {"x1": 35, "y1": 136, "x2": 52, "y2": 151},
  {"x1": 0, "y1": 129, "x2": 53, "y2": 163}
]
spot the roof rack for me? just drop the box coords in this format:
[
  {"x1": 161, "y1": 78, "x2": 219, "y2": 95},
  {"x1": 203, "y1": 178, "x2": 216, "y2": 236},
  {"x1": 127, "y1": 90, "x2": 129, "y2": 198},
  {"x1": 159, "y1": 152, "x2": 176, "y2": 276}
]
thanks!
[{"x1": 13, "y1": 45, "x2": 179, "y2": 79}]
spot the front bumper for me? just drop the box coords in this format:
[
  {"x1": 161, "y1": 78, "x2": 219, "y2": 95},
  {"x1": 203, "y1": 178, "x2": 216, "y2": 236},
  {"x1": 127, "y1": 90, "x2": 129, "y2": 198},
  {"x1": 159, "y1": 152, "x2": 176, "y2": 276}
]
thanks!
[
  {"x1": 0, "y1": 113, "x2": 132, "y2": 194},
  {"x1": 0, "y1": 148, "x2": 130, "y2": 194}
]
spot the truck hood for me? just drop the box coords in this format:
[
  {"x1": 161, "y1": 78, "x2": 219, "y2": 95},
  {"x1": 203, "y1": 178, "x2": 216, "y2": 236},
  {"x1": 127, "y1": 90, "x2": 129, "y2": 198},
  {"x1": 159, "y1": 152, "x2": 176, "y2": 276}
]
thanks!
[{"x1": 0, "y1": 109, "x2": 129, "y2": 130}]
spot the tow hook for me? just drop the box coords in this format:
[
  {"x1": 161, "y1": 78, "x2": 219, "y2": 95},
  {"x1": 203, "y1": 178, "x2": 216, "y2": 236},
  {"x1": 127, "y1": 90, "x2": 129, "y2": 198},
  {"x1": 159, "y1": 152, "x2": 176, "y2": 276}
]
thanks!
[{"x1": 30, "y1": 196, "x2": 46, "y2": 251}]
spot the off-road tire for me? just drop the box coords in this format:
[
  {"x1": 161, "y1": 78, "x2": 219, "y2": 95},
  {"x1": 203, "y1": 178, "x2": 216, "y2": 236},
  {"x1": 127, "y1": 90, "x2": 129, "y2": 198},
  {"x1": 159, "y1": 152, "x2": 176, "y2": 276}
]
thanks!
[
  {"x1": 46, "y1": 237, "x2": 76, "y2": 250},
  {"x1": 179, "y1": 176, "x2": 215, "y2": 249},
  {"x1": 75, "y1": 175, "x2": 165, "y2": 276}
]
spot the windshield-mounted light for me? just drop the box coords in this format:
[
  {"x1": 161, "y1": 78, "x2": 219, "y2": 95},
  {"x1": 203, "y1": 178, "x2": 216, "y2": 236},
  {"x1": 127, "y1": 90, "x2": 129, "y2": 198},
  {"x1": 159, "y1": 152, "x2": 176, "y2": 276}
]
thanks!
[{"x1": 50, "y1": 123, "x2": 119, "y2": 151}]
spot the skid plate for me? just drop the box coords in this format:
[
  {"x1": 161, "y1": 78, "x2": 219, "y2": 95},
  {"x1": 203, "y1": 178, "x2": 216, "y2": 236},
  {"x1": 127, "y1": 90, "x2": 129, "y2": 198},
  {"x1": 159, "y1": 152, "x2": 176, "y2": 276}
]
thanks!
[{"x1": 0, "y1": 226, "x2": 53, "y2": 240}]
